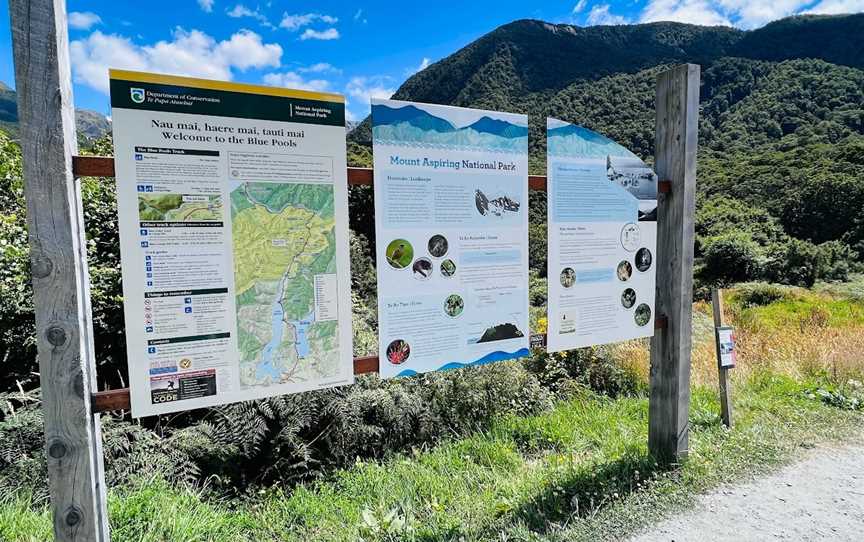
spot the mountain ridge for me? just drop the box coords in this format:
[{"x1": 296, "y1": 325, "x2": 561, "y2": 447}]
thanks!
[
  {"x1": 0, "y1": 82, "x2": 111, "y2": 145},
  {"x1": 345, "y1": 13, "x2": 864, "y2": 287},
  {"x1": 350, "y1": 13, "x2": 864, "y2": 151}
]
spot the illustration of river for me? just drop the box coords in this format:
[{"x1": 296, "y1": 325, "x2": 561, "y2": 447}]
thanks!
[{"x1": 255, "y1": 275, "x2": 315, "y2": 382}]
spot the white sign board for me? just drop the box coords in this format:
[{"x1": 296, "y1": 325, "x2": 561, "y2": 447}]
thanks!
[
  {"x1": 372, "y1": 99, "x2": 530, "y2": 377},
  {"x1": 111, "y1": 70, "x2": 354, "y2": 416},
  {"x1": 716, "y1": 326, "x2": 737, "y2": 368},
  {"x1": 546, "y1": 118, "x2": 657, "y2": 350}
]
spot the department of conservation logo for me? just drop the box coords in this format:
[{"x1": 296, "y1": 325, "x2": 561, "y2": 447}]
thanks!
[{"x1": 130, "y1": 88, "x2": 146, "y2": 104}]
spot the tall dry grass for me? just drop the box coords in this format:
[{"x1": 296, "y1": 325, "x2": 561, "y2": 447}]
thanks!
[{"x1": 608, "y1": 293, "x2": 864, "y2": 390}]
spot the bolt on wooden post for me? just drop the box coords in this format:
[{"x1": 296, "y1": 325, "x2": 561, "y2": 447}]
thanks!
[
  {"x1": 9, "y1": 0, "x2": 110, "y2": 540},
  {"x1": 648, "y1": 64, "x2": 700, "y2": 463}
]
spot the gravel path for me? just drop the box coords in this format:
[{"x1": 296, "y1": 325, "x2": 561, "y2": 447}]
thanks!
[{"x1": 630, "y1": 444, "x2": 864, "y2": 542}]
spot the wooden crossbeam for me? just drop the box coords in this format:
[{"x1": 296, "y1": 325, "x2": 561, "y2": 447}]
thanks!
[
  {"x1": 90, "y1": 318, "x2": 668, "y2": 414},
  {"x1": 72, "y1": 156, "x2": 556, "y2": 192},
  {"x1": 75, "y1": 153, "x2": 669, "y2": 413}
]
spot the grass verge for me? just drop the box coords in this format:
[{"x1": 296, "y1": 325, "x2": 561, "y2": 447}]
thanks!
[{"x1": 2, "y1": 373, "x2": 861, "y2": 541}]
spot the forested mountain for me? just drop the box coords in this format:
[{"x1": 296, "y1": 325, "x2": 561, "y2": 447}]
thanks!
[
  {"x1": 349, "y1": 14, "x2": 864, "y2": 286},
  {"x1": 0, "y1": 81, "x2": 111, "y2": 145}
]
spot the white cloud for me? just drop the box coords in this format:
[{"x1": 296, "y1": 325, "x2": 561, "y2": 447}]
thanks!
[
  {"x1": 227, "y1": 4, "x2": 274, "y2": 28},
  {"x1": 68, "y1": 11, "x2": 102, "y2": 30},
  {"x1": 197, "y1": 0, "x2": 214, "y2": 13},
  {"x1": 586, "y1": 4, "x2": 630, "y2": 25},
  {"x1": 299, "y1": 62, "x2": 341, "y2": 74},
  {"x1": 572, "y1": 0, "x2": 864, "y2": 29},
  {"x1": 262, "y1": 71, "x2": 331, "y2": 91},
  {"x1": 640, "y1": 0, "x2": 731, "y2": 26},
  {"x1": 299, "y1": 28, "x2": 340, "y2": 40},
  {"x1": 353, "y1": 8, "x2": 368, "y2": 23},
  {"x1": 805, "y1": 0, "x2": 864, "y2": 14},
  {"x1": 713, "y1": 0, "x2": 812, "y2": 28},
  {"x1": 70, "y1": 28, "x2": 282, "y2": 94},
  {"x1": 405, "y1": 57, "x2": 431, "y2": 76},
  {"x1": 639, "y1": 0, "x2": 857, "y2": 28},
  {"x1": 345, "y1": 76, "x2": 395, "y2": 107},
  {"x1": 279, "y1": 13, "x2": 339, "y2": 31},
  {"x1": 214, "y1": 30, "x2": 283, "y2": 69}
]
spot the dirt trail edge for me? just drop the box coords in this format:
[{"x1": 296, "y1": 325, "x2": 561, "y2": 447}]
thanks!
[{"x1": 630, "y1": 444, "x2": 864, "y2": 542}]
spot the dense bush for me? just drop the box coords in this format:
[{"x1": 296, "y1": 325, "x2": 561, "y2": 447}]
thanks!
[
  {"x1": 0, "y1": 133, "x2": 126, "y2": 391},
  {"x1": 695, "y1": 195, "x2": 856, "y2": 288},
  {"x1": 733, "y1": 282, "x2": 797, "y2": 307},
  {"x1": 699, "y1": 231, "x2": 766, "y2": 285},
  {"x1": 1, "y1": 360, "x2": 562, "y2": 496},
  {"x1": 524, "y1": 347, "x2": 642, "y2": 398}
]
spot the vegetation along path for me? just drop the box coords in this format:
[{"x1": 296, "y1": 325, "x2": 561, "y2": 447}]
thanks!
[{"x1": 631, "y1": 442, "x2": 864, "y2": 542}]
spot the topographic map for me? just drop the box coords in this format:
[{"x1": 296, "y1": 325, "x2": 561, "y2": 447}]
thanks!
[
  {"x1": 138, "y1": 194, "x2": 223, "y2": 221},
  {"x1": 231, "y1": 182, "x2": 339, "y2": 388}
]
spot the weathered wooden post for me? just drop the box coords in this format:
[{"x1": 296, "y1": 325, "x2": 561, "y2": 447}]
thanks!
[
  {"x1": 9, "y1": 0, "x2": 110, "y2": 540},
  {"x1": 712, "y1": 288, "x2": 733, "y2": 428},
  {"x1": 648, "y1": 64, "x2": 700, "y2": 462}
]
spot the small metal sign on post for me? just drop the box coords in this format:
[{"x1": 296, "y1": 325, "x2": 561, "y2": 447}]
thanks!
[
  {"x1": 712, "y1": 289, "x2": 734, "y2": 428},
  {"x1": 715, "y1": 326, "x2": 736, "y2": 369}
]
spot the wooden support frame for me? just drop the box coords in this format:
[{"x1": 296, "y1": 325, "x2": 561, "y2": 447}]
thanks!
[
  {"x1": 648, "y1": 64, "x2": 700, "y2": 463},
  {"x1": 12, "y1": 0, "x2": 695, "y2": 522},
  {"x1": 72, "y1": 157, "x2": 669, "y2": 413},
  {"x1": 9, "y1": 1, "x2": 110, "y2": 540}
]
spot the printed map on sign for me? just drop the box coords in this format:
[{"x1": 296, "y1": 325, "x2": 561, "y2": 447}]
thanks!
[
  {"x1": 231, "y1": 182, "x2": 340, "y2": 387},
  {"x1": 138, "y1": 194, "x2": 223, "y2": 221}
]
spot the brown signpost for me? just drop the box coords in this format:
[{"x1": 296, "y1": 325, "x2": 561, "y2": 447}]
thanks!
[
  {"x1": 9, "y1": 0, "x2": 109, "y2": 540},
  {"x1": 648, "y1": 64, "x2": 700, "y2": 463},
  {"x1": 9, "y1": 1, "x2": 700, "y2": 537},
  {"x1": 712, "y1": 288, "x2": 734, "y2": 428}
]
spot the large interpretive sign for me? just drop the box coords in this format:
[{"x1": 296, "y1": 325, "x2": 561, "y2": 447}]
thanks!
[
  {"x1": 111, "y1": 70, "x2": 354, "y2": 416},
  {"x1": 546, "y1": 118, "x2": 657, "y2": 350},
  {"x1": 372, "y1": 99, "x2": 530, "y2": 377}
]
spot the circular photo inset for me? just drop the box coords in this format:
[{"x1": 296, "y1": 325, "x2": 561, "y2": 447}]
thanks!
[
  {"x1": 560, "y1": 267, "x2": 576, "y2": 288},
  {"x1": 412, "y1": 257, "x2": 433, "y2": 280},
  {"x1": 428, "y1": 234, "x2": 449, "y2": 258},
  {"x1": 386, "y1": 339, "x2": 411, "y2": 365},
  {"x1": 444, "y1": 294, "x2": 464, "y2": 318},
  {"x1": 636, "y1": 247, "x2": 653, "y2": 272},
  {"x1": 620, "y1": 223, "x2": 641, "y2": 252},
  {"x1": 634, "y1": 303, "x2": 652, "y2": 327},
  {"x1": 617, "y1": 260, "x2": 633, "y2": 282},
  {"x1": 440, "y1": 259, "x2": 457, "y2": 278},
  {"x1": 621, "y1": 288, "x2": 636, "y2": 309},
  {"x1": 385, "y1": 239, "x2": 414, "y2": 269}
]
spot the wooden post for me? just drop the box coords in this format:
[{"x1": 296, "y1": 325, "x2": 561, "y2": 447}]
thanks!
[
  {"x1": 648, "y1": 64, "x2": 700, "y2": 463},
  {"x1": 712, "y1": 289, "x2": 733, "y2": 428},
  {"x1": 9, "y1": 1, "x2": 110, "y2": 540}
]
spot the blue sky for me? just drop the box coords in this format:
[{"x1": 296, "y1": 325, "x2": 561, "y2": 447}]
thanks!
[{"x1": 1, "y1": 0, "x2": 861, "y2": 120}]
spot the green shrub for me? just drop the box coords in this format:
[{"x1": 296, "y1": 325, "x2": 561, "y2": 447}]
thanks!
[
  {"x1": 528, "y1": 223, "x2": 547, "y2": 276},
  {"x1": 201, "y1": 361, "x2": 553, "y2": 488},
  {"x1": 734, "y1": 282, "x2": 796, "y2": 306},
  {"x1": 768, "y1": 237, "x2": 822, "y2": 287},
  {"x1": 699, "y1": 231, "x2": 766, "y2": 285},
  {"x1": 0, "y1": 389, "x2": 207, "y2": 501},
  {"x1": 815, "y1": 239, "x2": 855, "y2": 281},
  {"x1": 523, "y1": 347, "x2": 641, "y2": 398},
  {"x1": 529, "y1": 271, "x2": 547, "y2": 307}
]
